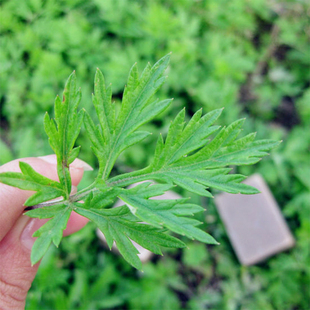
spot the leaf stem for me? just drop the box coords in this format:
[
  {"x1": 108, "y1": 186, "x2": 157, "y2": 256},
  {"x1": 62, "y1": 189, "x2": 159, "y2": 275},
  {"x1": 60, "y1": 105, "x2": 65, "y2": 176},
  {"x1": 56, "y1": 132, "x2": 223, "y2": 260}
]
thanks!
[{"x1": 24, "y1": 185, "x2": 97, "y2": 211}]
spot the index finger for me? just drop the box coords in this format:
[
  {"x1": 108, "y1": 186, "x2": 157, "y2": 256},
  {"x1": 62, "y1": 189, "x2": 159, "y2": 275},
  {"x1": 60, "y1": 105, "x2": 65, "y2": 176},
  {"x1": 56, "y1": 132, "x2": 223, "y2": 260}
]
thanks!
[{"x1": 0, "y1": 156, "x2": 85, "y2": 241}]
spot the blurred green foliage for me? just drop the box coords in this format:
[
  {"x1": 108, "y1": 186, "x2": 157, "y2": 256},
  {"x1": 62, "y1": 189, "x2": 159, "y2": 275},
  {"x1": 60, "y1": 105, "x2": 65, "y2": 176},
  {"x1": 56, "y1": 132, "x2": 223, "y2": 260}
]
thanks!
[{"x1": 0, "y1": 0, "x2": 309, "y2": 309}]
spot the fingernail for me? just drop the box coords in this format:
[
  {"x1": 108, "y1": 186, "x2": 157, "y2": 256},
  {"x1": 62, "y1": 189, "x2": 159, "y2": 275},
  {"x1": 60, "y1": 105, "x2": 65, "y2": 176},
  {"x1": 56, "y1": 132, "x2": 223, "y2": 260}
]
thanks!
[
  {"x1": 39, "y1": 155, "x2": 93, "y2": 171},
  {"x1": 38, "y1": 154, "x2": 57, "y2": 165},
  {"x1": 20, "y1": 218, "x2": 47, "y2": 250},
  {"x1": 70, "y1": 158, "x2": 93, "y2": 171}
]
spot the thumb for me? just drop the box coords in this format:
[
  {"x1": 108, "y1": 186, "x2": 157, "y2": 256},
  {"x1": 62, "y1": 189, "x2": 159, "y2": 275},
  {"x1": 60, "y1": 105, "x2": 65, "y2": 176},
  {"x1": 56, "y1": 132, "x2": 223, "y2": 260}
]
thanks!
[{"x1": 0, "y1": 155, "x2": 91, "y2": 309}]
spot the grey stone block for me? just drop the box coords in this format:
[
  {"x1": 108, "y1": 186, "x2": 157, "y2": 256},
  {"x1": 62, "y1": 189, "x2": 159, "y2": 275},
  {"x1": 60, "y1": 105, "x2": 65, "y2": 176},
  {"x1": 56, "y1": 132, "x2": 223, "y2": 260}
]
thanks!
[{"x1": 215, "y1": 174, "x2": 295, "y2": 265}]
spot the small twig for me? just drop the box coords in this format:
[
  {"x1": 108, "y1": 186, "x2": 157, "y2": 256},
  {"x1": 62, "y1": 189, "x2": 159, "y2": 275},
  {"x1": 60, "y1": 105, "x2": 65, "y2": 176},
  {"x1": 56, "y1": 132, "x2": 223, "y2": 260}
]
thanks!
[
  {"x1": 24, "y1": 197, "x2": 65, "y2": 211},
  {"x1": 24, "y1": 188, "x2": 97, "y2": 211}
]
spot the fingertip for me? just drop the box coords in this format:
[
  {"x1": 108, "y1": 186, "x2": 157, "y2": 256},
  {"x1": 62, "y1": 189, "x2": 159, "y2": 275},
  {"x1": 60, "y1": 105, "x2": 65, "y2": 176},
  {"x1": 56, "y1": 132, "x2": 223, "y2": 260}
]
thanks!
[
  {"x1": 39, "y1": 155, "x2": 91, "y2": 186},
  {"x1": 70, "y1": 158, "x2": 93, "y2": 171},
  {"x1": 63, "y1": 212, "x2": 89, "y2": 236},
  {"x1": 69, "y1": 166, "x2": 85, "y2": 186}
]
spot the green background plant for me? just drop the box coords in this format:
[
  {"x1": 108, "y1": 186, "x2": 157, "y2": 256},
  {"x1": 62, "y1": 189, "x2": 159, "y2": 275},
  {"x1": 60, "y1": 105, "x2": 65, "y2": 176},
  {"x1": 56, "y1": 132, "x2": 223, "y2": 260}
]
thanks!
[{"x1": 0, "y1": 0, "x2": 309, "y2": 309}]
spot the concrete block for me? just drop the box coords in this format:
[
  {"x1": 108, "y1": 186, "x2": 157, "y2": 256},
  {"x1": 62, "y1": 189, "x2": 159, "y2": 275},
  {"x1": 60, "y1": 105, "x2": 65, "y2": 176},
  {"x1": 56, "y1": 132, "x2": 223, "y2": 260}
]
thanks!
[{"x1": 215, "y1": 174, "x2": 295, "y2": 265}]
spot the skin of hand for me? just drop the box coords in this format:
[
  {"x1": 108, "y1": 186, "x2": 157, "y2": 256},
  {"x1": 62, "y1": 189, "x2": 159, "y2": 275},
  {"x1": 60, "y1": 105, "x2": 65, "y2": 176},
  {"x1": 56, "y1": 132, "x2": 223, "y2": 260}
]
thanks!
[{"x1": 0, "y1": 155, "x2": 91, "y2": 309}]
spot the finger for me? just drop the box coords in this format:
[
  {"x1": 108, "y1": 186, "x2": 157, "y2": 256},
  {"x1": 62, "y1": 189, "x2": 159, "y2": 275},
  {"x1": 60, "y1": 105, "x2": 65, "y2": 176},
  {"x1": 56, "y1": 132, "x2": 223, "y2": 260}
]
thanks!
[
  {"x1": 63, "y1": 212, "x2": 89, "y2": 236},
  {"x1": 20, "y1": 211, "x2": 89, "y2": 249},
  {"x1": 0, "y1": 155, "x2": 91, "y2": 241},
  {"x1": 0, "y1": 212, "x2": 90, "y2": 308},
  {"x1": 0, "y1": 155, "x2": 92, "y2": 309},
  {"x1": 20, "y1": 186, "x2": 89, "y2": 249},
  {"x1": 0, "y1": 216, "x2": 38, "y2": 309}
]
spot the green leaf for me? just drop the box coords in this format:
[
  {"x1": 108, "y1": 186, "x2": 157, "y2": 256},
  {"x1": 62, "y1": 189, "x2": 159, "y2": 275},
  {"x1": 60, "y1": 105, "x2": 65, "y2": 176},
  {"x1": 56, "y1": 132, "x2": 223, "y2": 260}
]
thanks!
[
  {"x1": 86, "y1": 185, "x2": 121, "y2": 209},
  {"x1": 0, "y1": 161, "x2": 64, "y2": 206},
  {"x1": 83, "y1": 110, "x2": 106, "y2": 161},
  {"x1": 119, "y1": 183, "x2": 218, "y2": 245},
  {"x1": 123, "y1": 131, "x2": 152, "y2": 151},
  {"x1": 31, "y1": 207, "x2": 71, "y2": 265},
  {"x1": 25, "y1": 204, "x2": 67, "y2": 219},
  {"x1": 0, "y1": 54, "x2": 281, "y2": 269},
  {"x1": 93, "y1": 68, "x2": 114, "y2": 145},
  {"x1": 108, "y1": 110, "x2": 280, "y2": 196},
  {"x1": 75, "y1": 205, "x2": 185, "y2": 269},
  {"x1": 44, "y1": 71, "x2": 84, "y2": 196},
  {"x1": 87, "y1": 54, "x2": 172, "y2": 180}
]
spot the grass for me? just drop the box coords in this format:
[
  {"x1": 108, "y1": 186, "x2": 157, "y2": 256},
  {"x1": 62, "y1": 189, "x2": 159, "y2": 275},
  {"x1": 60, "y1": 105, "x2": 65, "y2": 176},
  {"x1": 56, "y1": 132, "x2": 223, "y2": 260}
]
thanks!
[{"x1": 0, "y1": 0, "x2": 309, "y2": 309}]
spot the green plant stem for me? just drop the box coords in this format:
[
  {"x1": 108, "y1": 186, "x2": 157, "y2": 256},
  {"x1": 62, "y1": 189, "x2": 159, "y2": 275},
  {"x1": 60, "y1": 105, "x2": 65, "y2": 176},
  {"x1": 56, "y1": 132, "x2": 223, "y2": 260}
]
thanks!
[{"x1": 23, "y1": 168, "x2": 152, "y2": 210}]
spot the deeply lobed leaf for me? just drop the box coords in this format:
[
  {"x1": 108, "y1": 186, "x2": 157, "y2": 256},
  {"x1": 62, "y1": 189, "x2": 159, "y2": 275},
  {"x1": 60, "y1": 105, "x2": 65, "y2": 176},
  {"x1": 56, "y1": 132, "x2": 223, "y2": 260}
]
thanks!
[
  {"x1": 86, "y1": 54, "x2": 172, "y2": 180},
  {"x1": 118, "y1": 183, "x2": 218, "y2": 245},
  {"x1": 108, "y1": 108, "x2": 280, "y2": 197},
  {"x1": 30, "y1": 206, "x2": 71, "y2": 265},
  {"x1": 74, "y1": 204, "x2": 186, "y2": 269},
  {"x1": 0, "y1": 54, "x2": 280, "y2": 268},
  {"x1": 0, "y1": 161, "x2": 65, "y2": 206},
  {"x1": 44, "y1": 72, "x2": 84, "y2": 197}
]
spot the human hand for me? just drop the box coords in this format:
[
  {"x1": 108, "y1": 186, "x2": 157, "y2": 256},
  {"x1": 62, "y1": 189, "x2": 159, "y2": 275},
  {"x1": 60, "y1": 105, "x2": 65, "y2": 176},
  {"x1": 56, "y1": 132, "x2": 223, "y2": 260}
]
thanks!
[{"x1": 0, "y1": 155, "x2": 90, "y2": 309}]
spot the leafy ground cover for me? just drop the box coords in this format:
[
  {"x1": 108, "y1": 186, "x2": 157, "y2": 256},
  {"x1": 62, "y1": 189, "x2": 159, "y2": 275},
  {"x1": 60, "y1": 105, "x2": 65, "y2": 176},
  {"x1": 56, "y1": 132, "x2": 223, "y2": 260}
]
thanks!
[{"x1": 0, "y1": 0, "x2": 309, "y2": 309}]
